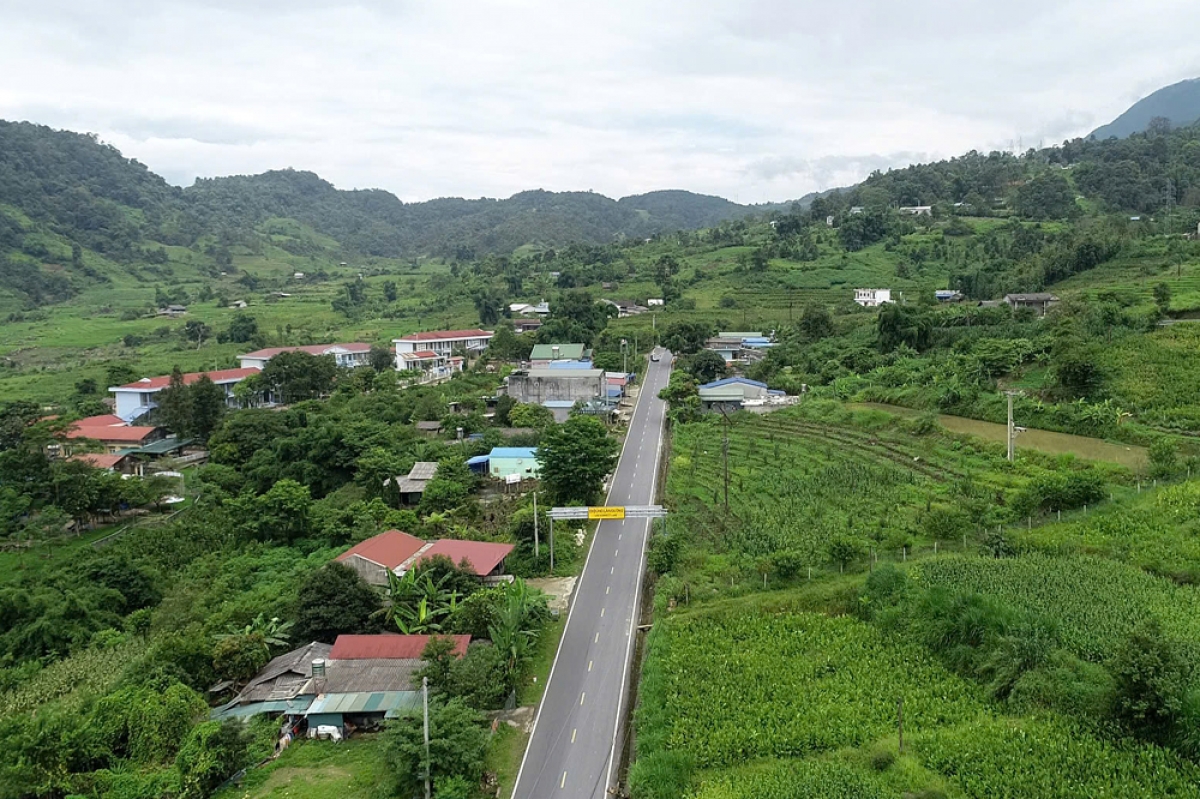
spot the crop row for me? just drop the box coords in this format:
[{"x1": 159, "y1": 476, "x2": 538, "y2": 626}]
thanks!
[{"x1": 915, "y1": 553, "x2": 1200, "y2": 662}]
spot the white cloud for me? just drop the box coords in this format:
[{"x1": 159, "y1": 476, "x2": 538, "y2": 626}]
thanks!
[{"x1": 1, "y1": 0, "x2": 1199, "y2": 202}]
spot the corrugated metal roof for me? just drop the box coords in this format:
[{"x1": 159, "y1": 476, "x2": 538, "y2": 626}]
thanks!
[
  {"x1": 466, "y1": 455, "x2": 490, "y2": 465},
  {"x1": 407, "y1": 461, "x2": 439, "y2": 481},
  {"x1": 530, "y1": 343, "x2": 586, "y2": 360},
  {"x1": 420, "y1": 540, "x2": 514, "y2": 576},
  {"x1": 699, "y1": 377, "x2": 768, "y2": 390},
  {"x1": 306, "y1": 691, "x2": 421, "y2": 716},
  {"x1": 330, "y1": 634, "x2": 469, "y2": 661},
  {"x1": 489, "y1": 447, "x2": 537, "y2": 458},
  {"x1": 336, "y1": 530, "x2": 425, "y2": 569},
  {"x1": 526, "y1": 368, "x2": 604, "y2": 379}
]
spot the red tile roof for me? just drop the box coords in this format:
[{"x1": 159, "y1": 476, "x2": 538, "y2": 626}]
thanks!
[
  {"x1": 67, "y1": 424, "x2": 159, "y2": 443},
  {"x1": 70, "y1": 453, "x2": 127, "y2": 469},
  {"x1": 240, "y1": 343, "x2": 371, "y2": 359},
  {"x1": 395, "y1": 329, "x2": 493, "y2": 342},
  {"x1": 74, "y1": 414, "x2": 125, "y2": 427},
  {"x1": 420, "y1": 540, "x2": 515, "y2": 576},
  {"x1": 335, "y1": 530, "x2": 426, "y2": 570},
  {"x1": 115, "y1": 367, "x2": 260, "y2": 391},
  {"x1": 329, "y1": 634, "x2": 470, "y2": 660}
]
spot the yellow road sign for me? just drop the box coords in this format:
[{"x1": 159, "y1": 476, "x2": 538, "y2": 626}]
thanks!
[{"x1": 588, "y1": 506, "x2": 626, "y2": 520}]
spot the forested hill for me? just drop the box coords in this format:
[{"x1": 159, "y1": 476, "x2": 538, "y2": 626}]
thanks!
[
  {"x1": 1091, "y1": 78, "x2": 1200, "y2": 140},
  {"x1": 0, "y1": 120, "x2": 758, "y2": 266}
]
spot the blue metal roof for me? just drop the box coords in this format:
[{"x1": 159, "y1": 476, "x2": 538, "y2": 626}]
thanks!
[
  {"x1": 542, "y1": 400, "x2": 576, "y2": 408},
  {"x1": 546, "y1": 360, "x2": 595, "y2": 369},
  {"x1": 466, "y1": 455, "x2": 490, "y2": 466},
  {"x1": 488, "y1": 447, "x2": 538, "y2": 458},
  {"x1": 699, "y1": 377, "x2": 768, "y2": 390}
]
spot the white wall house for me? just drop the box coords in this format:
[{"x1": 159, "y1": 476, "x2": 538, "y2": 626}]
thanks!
[
  {"x1": 393, "y1": 330, "x2": 493, "y2": 366},
  {"x1": 854, "y1": 288, "x2": 893, "y2": 308},
  {"x1": 899, "y1": 206, "x2": 933, "y2": 216},
  {"x1": 110, "y1": 368, "x2": 261, "y2": 422},
  {"x1": 238, "y1": 343, "x2": 372, "y2": 370}
]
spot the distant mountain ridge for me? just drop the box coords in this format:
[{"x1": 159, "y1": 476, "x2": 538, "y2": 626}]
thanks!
[
  {"x1": 0, "y1": 120, "x2": 763, "y2": 265},
  {"x1": 1091, "y1": 78, "x2": 1200, "y2": 139}
]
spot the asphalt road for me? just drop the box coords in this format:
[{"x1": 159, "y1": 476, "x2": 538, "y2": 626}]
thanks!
[{"x1": 512, "y1": 349, "x2": 673, "y2": 799}]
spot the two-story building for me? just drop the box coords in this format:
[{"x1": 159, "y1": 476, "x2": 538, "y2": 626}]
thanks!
[
  {"x1": 109, "y1": 368, "x2": 261, "y2": 422},
  {"x1": 392, "y1": 329, "x2": 492, "y2": 379},
  {"x1": 854, "y1": 288, "x2": 893, "y2": 308},
  {"x1": 237, "y1": 343, "x2": 372, "y2": 370}
]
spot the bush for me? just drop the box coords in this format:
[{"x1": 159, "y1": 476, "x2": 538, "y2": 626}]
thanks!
[{"x1": 175, "y1": 720, "x2": 251, "y2": 799}]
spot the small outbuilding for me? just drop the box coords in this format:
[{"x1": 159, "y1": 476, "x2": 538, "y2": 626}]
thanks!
[{"x1": 487, "y1": 447, "x2": 540, "y2": 480}]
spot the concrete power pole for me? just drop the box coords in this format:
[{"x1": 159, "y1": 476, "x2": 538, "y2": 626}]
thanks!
[
  {"x1": 533, "y1": 491, "x2": 539, "y2": 559},
  {"x1": 422, "y1": 677, "x2": 431, "y2": 799},
  {"x1": 1004, "y1": 390, "x2": 1023, "y2": 462}
]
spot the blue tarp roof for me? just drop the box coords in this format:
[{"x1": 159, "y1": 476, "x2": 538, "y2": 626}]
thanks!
[
  {"x1": 699, "y1": 377, "x2": 768, "y2": 390},
  {"x1": 542, "y1": 400, "x2": 576, "y2": 408},
  {"x1": 546, "y1": 360, "x2": 594, "y2": 369},
  {"x1": 606, "y1": 388, "x2": 622, "y2": 398},
  {"x1": 488, "y1": 447, "x2": 538, "y2": 458}
]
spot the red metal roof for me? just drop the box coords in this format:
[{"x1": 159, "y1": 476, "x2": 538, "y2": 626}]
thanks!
[
  {"x1": 115, "y1": 367, "x2": 260, "y2": 391},
  {"x1": 420, "y1": 540, "x2": 515, "y2": 576},
  {"x1": 401, "y1": 350, "x2": 440, "y2": 359},
  {"x1": 329, "y1": 634, "x2": 470, "y2": 660},
  {"x1": 395, "y1": 329, "x2": 493, "y2": 342},
  {"x1": 67, "y1": 424, "x2": 158, "y2": 442},
  {"x1": 240, "y1": 343, "x2": 371, "y2": 359},
  {"x1": 74, "y1": 414, "x2": 125, "y2": 427},
  {"x1": 335, "y1": 530, "x2": 425, "y2": 569},
  {"x1": 70, "y1": 453, "x2": 127, "y2": 469}
]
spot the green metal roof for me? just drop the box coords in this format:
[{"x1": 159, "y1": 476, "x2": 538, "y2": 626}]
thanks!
[
  {"x1": 305, "y1": 691, "x2": 421, "y2": 717},
  {"x1": 530, "y1": 343, "x2": 586, "y2": 360},
  {"x1": 127, "y1": 437, "x2": 194, "y2": 456},
  {"x1": 210, "y1": 697, "x2": 314, "y2": 720}
]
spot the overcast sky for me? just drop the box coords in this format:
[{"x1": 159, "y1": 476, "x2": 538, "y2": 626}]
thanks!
[{"x1": 2, "y1": 1, "x2": 1199, "y2": 203}]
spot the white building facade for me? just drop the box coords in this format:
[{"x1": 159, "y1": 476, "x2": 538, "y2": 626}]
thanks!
[{"x1": 854, "y1": 288, "x2": 893, "y2": 308}]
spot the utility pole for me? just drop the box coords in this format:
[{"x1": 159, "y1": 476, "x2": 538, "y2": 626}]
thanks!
[
  {"x1": 719, "y1": 406, "x2": 731, "y2": 515},
  {"x1": 549, "y1": 516, "x2": 555, "y2": 573},
  {"x1": 533, "y1": 491, "x2": 539, "y2": 559},
  {"x1": 1004, "y1": 390, "x2": 1023, "y2": 462},
  {"x1": 422, "y1": 677, "x2": 431, "y2": 799}
]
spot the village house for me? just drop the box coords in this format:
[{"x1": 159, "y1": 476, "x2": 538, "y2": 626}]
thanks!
[
  {"x1": 504, "y1": 367, "x2": 606, "y2": 408},
  {"x1": 384, "y1": 461, "x2": 439, "y2": 505},
  {"x1": 213, "y1": 634, "x2": 472, "y2": 732},
  {"x1": 478, "y1": 446, "x2": 540, "y2": 482},
  {"x1": 65, "y1": 415, "x2": 163, "y2": 453},
  {"x1": 1004, "y1": 293, "x2": 1059, "y2": 317},
  {"x1": 238, "y1": 343, "x2": 372, "y2": 370},
  {"x1": 854, "y1": 288, "x2": 893, "y2": 308},
  {"x1": 698, "y1": 377, "x2": 787, "y2": 412},
  {"x1": 513, "y1": 318, "x2": 543, "y2": 334},
  {"x1": 899, "y1": 205, "x2": 933, "y2": 216},
  {"x1": 393, "y1": 329, "x2": 491, "y2": 381},
  {"x1": 109, "y1": 368, "x2": 261, "y2": 422},
  {"x1": 529, "y1": 343, "x2": 589, "y2": 367},
  {"x1": 334, "y1": 530, "x2": 515, "y2": 587}
]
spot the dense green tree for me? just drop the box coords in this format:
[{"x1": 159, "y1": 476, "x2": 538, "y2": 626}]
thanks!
[
  {"x1": 176, "y1": 720, "x2": 252, "y2": 799},
  {"x1": 189, "y1": 375, "x2": 226, "y2": 441},
  {"x1": 294, "y1": 562, "x2": 381, "y2": 642},
  {"x1": 1013, "y1": 171, "x2": 1080, "y2": 220},
  {"x1": 686, "y1": 349, "x2": 728, "y2": 384},
  {"x1": 1111, "y1": 619, "x2": 1185, "y2": 741},
  {"x1": 798, "y1": 303, "x2": 834, "y2": 342},
  {"x1": 661, "y1": 320, "x2": 715, "y2": 355},
  {"x1": 537, "y1": 415, "x2": 620, "y2": 505},
  {"x1": 384, "y1": 698, "x2": 488, "y2": 799},
  {"x1": 508, "y1": 402, "x2": 555, "y2": 430},
  {"x1": 224, "y1": 313, "x2": 258, "y2": 343},
  {"x1": 156, "y1": 367, "x2": 192, "y2": 437},
  {"x1": 368, "y1": 344, "x2": 395, "y2": 372},
  {"x1": 260, "y1": 351, "x2": 337, "y2": 403}
]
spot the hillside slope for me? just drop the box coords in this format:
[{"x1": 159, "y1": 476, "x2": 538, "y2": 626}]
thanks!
[
  {"x1": 1091, "y1": 78, "x2": 1200, "y2": 139},
  {"x1": 0, "y1": 120, "x2": 760, "y2": 271}
]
